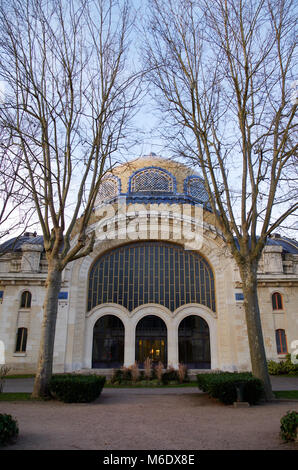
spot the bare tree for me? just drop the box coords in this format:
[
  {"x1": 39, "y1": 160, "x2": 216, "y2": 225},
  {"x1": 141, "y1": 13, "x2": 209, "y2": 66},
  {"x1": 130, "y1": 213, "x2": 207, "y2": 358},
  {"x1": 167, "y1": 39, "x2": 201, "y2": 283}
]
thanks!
[
  {"x1": 0, "y1": 0, "x2": 142, "y2": 397},
  {"x1": 0, "y1": 129, "x2": 35, "y2": 243},
  {"x1": 143, "y1": 0, "x2": 297, "y2": 400}
]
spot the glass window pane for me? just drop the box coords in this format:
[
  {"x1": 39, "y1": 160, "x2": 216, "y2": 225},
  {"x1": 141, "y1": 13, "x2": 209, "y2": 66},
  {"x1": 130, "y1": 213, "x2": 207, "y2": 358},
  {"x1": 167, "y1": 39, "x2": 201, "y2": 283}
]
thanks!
[
  {"x1": 88, "y1": 242, "x2": 215, "y2": 313},
  {"x1": 92, "y1": 315, "x2": 124, "y2": 368},
  {"x1": 179, "y1": 316, "x2": 210, "y2": 368}
]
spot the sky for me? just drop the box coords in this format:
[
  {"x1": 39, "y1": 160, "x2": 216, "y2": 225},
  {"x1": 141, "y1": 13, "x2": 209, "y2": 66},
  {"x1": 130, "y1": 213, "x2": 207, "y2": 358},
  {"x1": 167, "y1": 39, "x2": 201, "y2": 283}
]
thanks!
[{"x1": 0, "y1": 0, "x2": 297, "y2": 243}]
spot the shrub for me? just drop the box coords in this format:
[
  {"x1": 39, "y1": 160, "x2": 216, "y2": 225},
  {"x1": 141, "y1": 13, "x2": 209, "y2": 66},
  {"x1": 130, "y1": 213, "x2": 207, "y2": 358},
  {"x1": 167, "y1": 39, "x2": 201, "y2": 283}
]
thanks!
[
  {"x1": 267, "y1": 355, "x2": 298, "y2": 376},
  {"x1": 110, "y1": 369, "x2": 123, "y2": 384},
  {"x1": 242, "y1": 378, "x2": 265, "y2": 405},
  {"x1": 280, "y1": 411, "x2": 298, "y2": 442},
  {"x1": 121, "y1": 367, "x2": 132, "y2": 382},
  {"x1": 130, "y1": 362, "x2": 140, "y2": 383},
  {"x1": 110, "y1": 367, "x2": 133, "y2": 384},
  {"x1": 49, "y1": 374, "x2": 106, "y2": 403},
  {"x1": 177, "y1": 363, "x2": 187, "y2": 384},
  {"x1": 161, "y1": 367, "x2": 179, "y2": 385},
  {"x1": 155, "y1": 362, "x2": 164, "y2": 383},
  {"x1": 0, "y1": 414, "x2": 19, "y2": 446},
  {"x1": 267, "y1": 360, "x2": 284, "y2": 375},
  {"x1": 144, "y1": 357, "x2": 152, "y2": 380},
  {"x1": 197, "y1": 372, "x2": 264, "y2": 405},
  {"x1": 0, "y1": 365, "x2": 10, "y2": 394}
]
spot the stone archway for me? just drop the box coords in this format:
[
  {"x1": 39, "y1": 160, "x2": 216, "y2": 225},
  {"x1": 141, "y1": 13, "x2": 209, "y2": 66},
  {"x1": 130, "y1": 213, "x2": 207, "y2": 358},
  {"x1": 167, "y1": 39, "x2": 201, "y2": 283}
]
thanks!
[
  {"x1": 173, "y1": 305, "x2": 218, "y2": 370},
  {"x1": 92, "y1": 314, "x2": 124, "y2": 368},
  {"x1": 178, "y1": 315, "x2": 211, "y2": 368},
  {"x1": 135, "y1": 315, "x2": 168, "y2": 367}
]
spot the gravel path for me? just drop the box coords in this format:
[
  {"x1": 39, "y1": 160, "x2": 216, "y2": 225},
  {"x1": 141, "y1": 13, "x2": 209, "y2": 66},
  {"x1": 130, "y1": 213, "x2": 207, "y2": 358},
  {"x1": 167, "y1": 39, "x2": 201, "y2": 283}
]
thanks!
[{"x1": 1, "y1": 386, "x2": 298, "y2": 450}]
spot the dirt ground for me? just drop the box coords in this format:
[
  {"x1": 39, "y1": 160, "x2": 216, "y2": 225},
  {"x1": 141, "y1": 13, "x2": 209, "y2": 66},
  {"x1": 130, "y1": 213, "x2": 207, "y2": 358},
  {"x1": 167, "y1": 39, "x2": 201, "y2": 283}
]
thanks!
[{"x1": 1, "y1": 387, "x2": 298, "y2": 451}]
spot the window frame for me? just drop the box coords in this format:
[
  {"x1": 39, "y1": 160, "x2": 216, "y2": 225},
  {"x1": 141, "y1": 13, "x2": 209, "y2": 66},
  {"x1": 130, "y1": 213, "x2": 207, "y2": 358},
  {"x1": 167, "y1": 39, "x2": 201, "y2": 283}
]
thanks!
[
  {"x1": 275, "y1": 329, "x2": 288, "y2": 355},
  {"x1": 20, "y1": 290, "x2": 32, "y2": 309},
  {"x1": 88, "y1": 242, "x2": 216, "y2": 313},
  {"x1": 129, "y1": 167, "x2": 176, "y2": 193},
  {"x1": 15, "y1": 327, "x2": 28, "y2": 353},
  {"x1": 272, "y1": 292, "x2": 283, "y2": 311}
]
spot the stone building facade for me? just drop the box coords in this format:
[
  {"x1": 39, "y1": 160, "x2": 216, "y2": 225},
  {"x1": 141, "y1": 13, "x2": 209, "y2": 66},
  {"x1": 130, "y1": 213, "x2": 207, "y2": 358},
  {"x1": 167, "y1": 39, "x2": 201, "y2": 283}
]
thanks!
[{"x1": 0, "y1": 155, "x2": 297, "y2": 374}]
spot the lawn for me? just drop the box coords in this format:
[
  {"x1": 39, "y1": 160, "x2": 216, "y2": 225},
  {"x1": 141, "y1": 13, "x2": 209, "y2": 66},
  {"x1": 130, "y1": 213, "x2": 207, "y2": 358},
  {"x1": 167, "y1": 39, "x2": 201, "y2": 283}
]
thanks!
[
  {"x1": 4, "y1": 375, "x2": 35, "y2": 379},
  {"x1": 274, "y1": 390, "x2": 298, "y2": 400},
  {"x1": 0, "y1": 393, "x2": 34, "y2": 401}
]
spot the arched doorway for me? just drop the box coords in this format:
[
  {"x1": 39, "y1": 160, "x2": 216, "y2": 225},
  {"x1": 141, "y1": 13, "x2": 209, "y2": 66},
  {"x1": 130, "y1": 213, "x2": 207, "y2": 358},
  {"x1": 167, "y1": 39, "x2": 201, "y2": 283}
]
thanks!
[
  {"x1": 136, "y1": 315, "x2": 167, "y2": 367},
  {"x1": 178, "y1": 316, "x2": 211, "y2": 368},
  {"x1": 92, "y1": 315, "x2": 124, "y2": 368}
]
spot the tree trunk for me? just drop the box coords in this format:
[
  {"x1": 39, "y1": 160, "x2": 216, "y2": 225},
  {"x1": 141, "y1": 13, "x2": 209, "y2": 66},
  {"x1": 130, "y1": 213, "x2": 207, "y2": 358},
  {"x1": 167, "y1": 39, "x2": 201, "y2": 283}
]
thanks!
[
  {"x1": 31, "y1": 259, "x2": 62, "y2": 398},
  {"x1": 240, "y1": 261, "x2": 274, "y2": 401}
]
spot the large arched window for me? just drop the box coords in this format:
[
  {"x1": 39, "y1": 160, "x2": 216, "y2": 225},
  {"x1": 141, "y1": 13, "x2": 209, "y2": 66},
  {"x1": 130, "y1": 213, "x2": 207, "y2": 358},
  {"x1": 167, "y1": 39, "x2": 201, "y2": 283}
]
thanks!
[
  {"x1": 135, "y1": 315, "x2": 167, "y2": 367},
  {"x1": 178, "y1": 316, "x2": 211, "y2": 368},
  {"x1": 88, "y1": 242, "x2": 216, "y2": 312},
  {"x1": 95, "y1": 175, "x2": 120, "y2": 204},
  {"x1": 129, "y1": 167, "x2": 175, "y2": 193},
  {"x1": 184, "y1": 176, "x2": 209, "y2": 204},
  {"x1": 92, "y1": 315, "x2": 124, "y2": 368}
]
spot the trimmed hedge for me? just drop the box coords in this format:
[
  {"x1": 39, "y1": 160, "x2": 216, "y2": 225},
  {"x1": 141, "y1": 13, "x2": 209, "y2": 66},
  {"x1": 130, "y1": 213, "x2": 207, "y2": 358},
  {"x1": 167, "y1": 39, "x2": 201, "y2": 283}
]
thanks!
[
  {"x1": 197, "y1": 372, "x2": 264, "y2": 405},
  {"x1": 49, "y1": 374, "x2": 106, "y2": 403},
  {"x1": 0, "y1": 414, "x2": 19, "y2": 446}
]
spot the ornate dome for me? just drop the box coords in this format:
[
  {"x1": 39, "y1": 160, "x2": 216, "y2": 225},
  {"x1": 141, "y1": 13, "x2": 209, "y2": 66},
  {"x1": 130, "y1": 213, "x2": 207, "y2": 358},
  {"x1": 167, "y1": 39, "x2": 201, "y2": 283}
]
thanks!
[{"x1": 95, "y1": 155, "x2": 211, "y2": 208}]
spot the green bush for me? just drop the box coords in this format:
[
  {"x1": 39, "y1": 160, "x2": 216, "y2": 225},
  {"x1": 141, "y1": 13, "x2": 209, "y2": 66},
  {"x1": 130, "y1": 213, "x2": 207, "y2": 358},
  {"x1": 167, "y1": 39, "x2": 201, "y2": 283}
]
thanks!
[
  {"x1": 0, "y1": 414, "x2": 19, "y2": 446},
  {"x1": 267, "y1": 355, "x2": 298, "y2": 376},
  {"x1": 111, "y1": 366, "x2": 189, "y2": 385},
  {"x1": 110, "y1": 369, "x2": 123, "y2": 384},
  {"x1": 197, "y1": 372, "x2": 264, "y2": 405},
  {"x1": 49, "y1": 374, "x2": 106, "y2": 403},
  {"x1": 280, "y1": 411, "x2": 298, "y2": 442},
  {"x1": 110, "y1": 368, "x2": 134, "y2": 384},
  {"x1": 267, "y1": 360, "x2": 284, "y2": 375},
  {"x1": 161, "y1": 369, "x2": 178, "y2": 385}
]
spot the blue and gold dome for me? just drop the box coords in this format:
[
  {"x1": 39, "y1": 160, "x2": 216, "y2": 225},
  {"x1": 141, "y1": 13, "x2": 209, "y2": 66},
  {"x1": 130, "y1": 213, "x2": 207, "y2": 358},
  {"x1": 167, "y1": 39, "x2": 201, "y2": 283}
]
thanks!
[{"x1": 95, "y1": 154, "x2": 210, "y2": 208}]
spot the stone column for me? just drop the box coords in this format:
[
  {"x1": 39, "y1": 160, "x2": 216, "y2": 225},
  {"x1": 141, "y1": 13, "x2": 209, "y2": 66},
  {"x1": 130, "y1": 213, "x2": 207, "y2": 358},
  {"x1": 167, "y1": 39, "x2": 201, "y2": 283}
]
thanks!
[
  {"x1": 124, "y1": 322, "x2": 135, "y2": 367},
  {"x1": 167, "y1": 323, "x2": 179, "y2": 369}
]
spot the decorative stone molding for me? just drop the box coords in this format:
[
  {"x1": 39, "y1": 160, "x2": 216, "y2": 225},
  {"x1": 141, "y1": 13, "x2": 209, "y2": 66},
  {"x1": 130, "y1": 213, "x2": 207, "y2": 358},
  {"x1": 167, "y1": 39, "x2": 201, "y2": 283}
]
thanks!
[
  {"x1": 21, "y1": 244, "x2": 43, "y2": 272},
  {"x1": 263, "y1": 245, "x2": 283, "y2": 274}
]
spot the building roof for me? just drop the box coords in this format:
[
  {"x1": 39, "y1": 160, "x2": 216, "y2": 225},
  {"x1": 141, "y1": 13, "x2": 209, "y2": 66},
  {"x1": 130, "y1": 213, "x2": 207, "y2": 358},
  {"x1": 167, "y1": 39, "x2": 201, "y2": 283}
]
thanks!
[
  {"x1": 0, "y1": 232, "x2": 297, "y2": 254},
  {"x1": 266, "y1": 235, "x2": 298, "y2": 254},
  {"x1": 0, "y1": 232, "x2": 44, "y2": 253}
]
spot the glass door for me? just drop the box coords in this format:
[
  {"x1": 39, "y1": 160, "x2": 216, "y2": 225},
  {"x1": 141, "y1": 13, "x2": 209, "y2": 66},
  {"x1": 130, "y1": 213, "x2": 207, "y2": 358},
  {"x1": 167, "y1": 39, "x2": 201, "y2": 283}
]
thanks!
[{"x1": 135, "y1": 315, "x2": 167, "y2": 367}]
